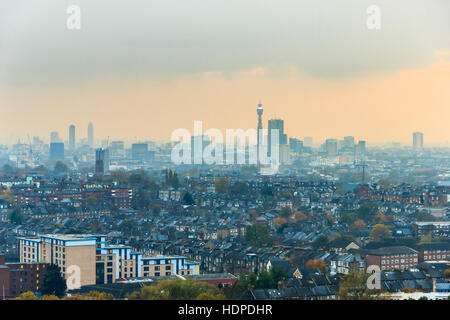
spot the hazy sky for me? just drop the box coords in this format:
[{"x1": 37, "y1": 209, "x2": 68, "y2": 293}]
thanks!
[{"x1": 0, "y1": 0, "x2": 449, "y2": 145}]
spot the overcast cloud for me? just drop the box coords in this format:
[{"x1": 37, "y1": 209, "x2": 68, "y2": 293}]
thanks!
[{"x1": 0, "y1": 0, "x2": 449, "y2": 85}]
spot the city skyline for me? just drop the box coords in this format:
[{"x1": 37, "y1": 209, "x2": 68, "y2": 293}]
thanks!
[{"x1": 1, "y1": 1, "x2": 449, "y2": 145}]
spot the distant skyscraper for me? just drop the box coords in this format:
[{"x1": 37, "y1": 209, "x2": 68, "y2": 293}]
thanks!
[
  {"x1": 356, "y1": 140, "x2": 366, "y2": 158},
  {"x1": 95, "y1": 148, "x2": 109, "y2": 176},
  {"x1": 50, "y1": 131, "x2": 60, "y2": 143},
  {"x1": 413, "y1": 132, "x2": 423, "y2": 149},
  {"x1": 257, "y1": 103, "x2": 263, "y2": 163},
  {"x1": 132, "y1": 143, "x2": 148, "y2": 161},
  {"x1": 110, "y1": 141, "x2": 125, "y2": 159},
  {"x1": 69, "y1": 125, "x2": 76, "y2": 150},
  {"x1": 268, "y1": 119, "x2": 287, "y2": 156},
  {"x1": 49, "y1": 142, "x2": 64, "y2": 160},
  {"x1": 88, "y1": 122, "x2": 94, "y2": 147},
  {"x1": 304, "y1": 137, "x2": 313, "y2": 148},
  {"x1": 289, "y1": 138, "x2": 303, "y2": 154},
  {"x1": 325, "y1": 139, "x2": 338, "y2": 156},
  {"x1": 343, "y1": 136, "x2": 355, "y2": 149}
]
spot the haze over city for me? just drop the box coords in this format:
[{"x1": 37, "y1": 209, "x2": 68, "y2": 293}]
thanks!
[{"x1": 1, "y1": 0, "x2": 449, "y2": 145}]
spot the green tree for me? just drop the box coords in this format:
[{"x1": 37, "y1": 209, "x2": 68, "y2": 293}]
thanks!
[
  {"x1": 245, "y1": 224, "x2": 272, "y2": 246},
  {"x1": 126, "y1": 279, "x2": 224, "y2": 300},
  {"x1": 40, "y1": 264, "x2": 67, "y2": 297},
  {"x1": 230, "y1": 182, "x2": 249, "y2": 196},
  {"x1": 280, "y1": 207, "x2": 292, "y2": 219},
  {"x1": 8, "y1": 207, "x2": 24, "y2": 225},
  {"x1": 63, "y1": 291, "x2": 114, "y2": 300},
  {"x1": 53, "y1": 161, "x2": 69, "y2": 174},
  {"x1": 215, "y1": 178, "x2": 230, "y2": 194},
  {"x1": 356, "y1": 202, "x2": 378, "y2": 222},
  {"x1": 377, "y1": 178, "x2": 392, "y2": 190},
  {"x1": 182, "y1": 192, "x2": 195, "y2": 205},
  {"x1": 14, "y1": 292, "x2": 39, "y2": 300},
  {"x1": 338, "y1": 270, "x2": 381, "y2": 300},
  {"x1": 196, "y1": 292, "x2": 226, "y2": 300},
  {"x1": 340, "y1": 212, "x2": 358, "y2": 225},
  {"x1": 369, "y1": 224, "x2": 392, "y2": 242},
  {"x1": 312, "y1": 235, "x2": 329, "y2": 250}
]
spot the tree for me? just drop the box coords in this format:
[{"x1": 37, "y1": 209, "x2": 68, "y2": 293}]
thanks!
[
  {"x1": 312, "y1": 235, "x2": 329, "y2": 250},
  {"x1": 377, "y1": 178, "x2": 392, "y2": 190},
  {"x1": 53, "y1": 161, "x2": 69, "y2": 174},
  {"x1": 87, "y1": 195, "x2": 98, "y2": 207},
  {"x1": 350, "y1": 219, "x2": 366, "y2": 231},
  {"x1": 126, "y1": 279, "x2": 224, "y2": 300},
  {"x1": 165, "y1": 169, "x2": 180, "y2": 189},
  {"x1": 417, "y1": 210, "x2": 436, "y2": 222},
  {"x1": 196, "y1": 292, "x2": 226, "y2": 300},
  {"x1": 443, "y1": 269, "x2": 450, "y2": 279},
  {"x1": 419, "y1": 232, "x2": 433, "y2": 245},
  {"x1": 41, "y1": 294, "x2": 60, "y2": 300},
  {"x1": 40, "y1": 264, "x2": 67, "y2": 297},
  {"x1": 369, "y1": 224, "x2": 392, "y2": 242},
  {"x1": 274, "y1": 217, "x2": 288, "y2": 227},
  {"x1": 14, "y1": 292, "x2": 39, "y2": 300},
  {"x1": 338, "y1": 270, "x2": 381, "y2": 300},
  {"x1": 182, "y1": 192, "x2": 195, "y2": 205},
  {"x1": 340, "y1": 212, "x2": 357, "y2": 225},
  {"x1": 280, "y1": 207, "x2": 292, "y2": 219},
  {"x1": 326, "y1": 212, "x2": 335, "y2": 224},
  {"x1": 0, "y1": 188, "x2": 14, "y2": 204},
  {"x1": 215, "y1": 178, "x2": 230, "y2": 194},
  {"x1": 356, "y1": 202, "x2": 378, "y2": 222},
  {"x1": 63, "y1": 291, "x2": 114, "y2": 300},
  {"x1": 293, "y1": 211, "x2": 307, "y2": 222},
  {"x1": 305, "y1": 259, "x2": 326, "y2": 272},
  {"x1": 8, "y1": 207, "x2": 24, "y2": 225},
  {"x1": 230, "y1": 182, "x2": 249, "y2": 196},
  {"x1": 245, "y1": 224, "x2": 272, "y2": 246}
]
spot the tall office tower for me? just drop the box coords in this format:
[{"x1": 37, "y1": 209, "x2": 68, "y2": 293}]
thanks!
[
  {"x1": 304, "y1": 137, "x2": 313, "y2": 148},
  {"x1": 69, "y1": 124, "x2": 76, "y2": 150},
  {"x1": 325, "y1": 138, "x2": 338, "y2": 156},
  {"x1": 268, "y1": 119, "x2": 287, "y2": 156},
  {"x1": 356, "y1": 140, "x2": 366, "y2": 158},
  {"x1": 289, "y1": 137, "x2": 303, "y2": 154},
  {"x1": 95, "y1": 148, "x2": 109, "y2": 176},
  {"x1": 343, "y1": 136, "x2": 355, "y2": 150},
  {"x1": 110, "y1": 141, "x2": 125, "y2": 159},
  {"x1": 413, "y1": 132, "x2": 424, "y2": 150},
  {"x1": 131, "y1": 143, "x2": 148, "y2": 161},
  {"x1": 257, "y1": 103, "x2": 263, "y2": 162},
  {"x1": 279, "y1": 144, "x2": 290, "y2": 165},
  {"x1": 50, "y1": 131, "x2": 60, "y2": 143},
  {"x1": 49, "y1": 142, "x2": 64, "y2": 160},
  {"x1": 88, "y1": 122, "x2": 94, "y2": 147}
]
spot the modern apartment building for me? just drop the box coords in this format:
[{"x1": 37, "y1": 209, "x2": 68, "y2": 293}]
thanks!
[
  {"x1": 19, "y1": 234, "x2": 200, "y2": 289},
  {"x1": 19, "y1": 234, "x2": 97, "y2": 288}
]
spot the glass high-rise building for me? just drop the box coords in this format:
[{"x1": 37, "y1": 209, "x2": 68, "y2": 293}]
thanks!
[
  {"x1": 268, "y1": 119, "x2": 287, "y2": 156},
  {"x1": 413, "y1": 132, "x2": 423, "y2": 149},
  {"x1": 69, "y1": 124, "x2": 76, "y2": 150},
  {"x1": 49, "y1": 142, "x2": 64, "y2": 160},
  {"x1": 88, "y1": 122, "x2": 94, "y2": 147}
]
